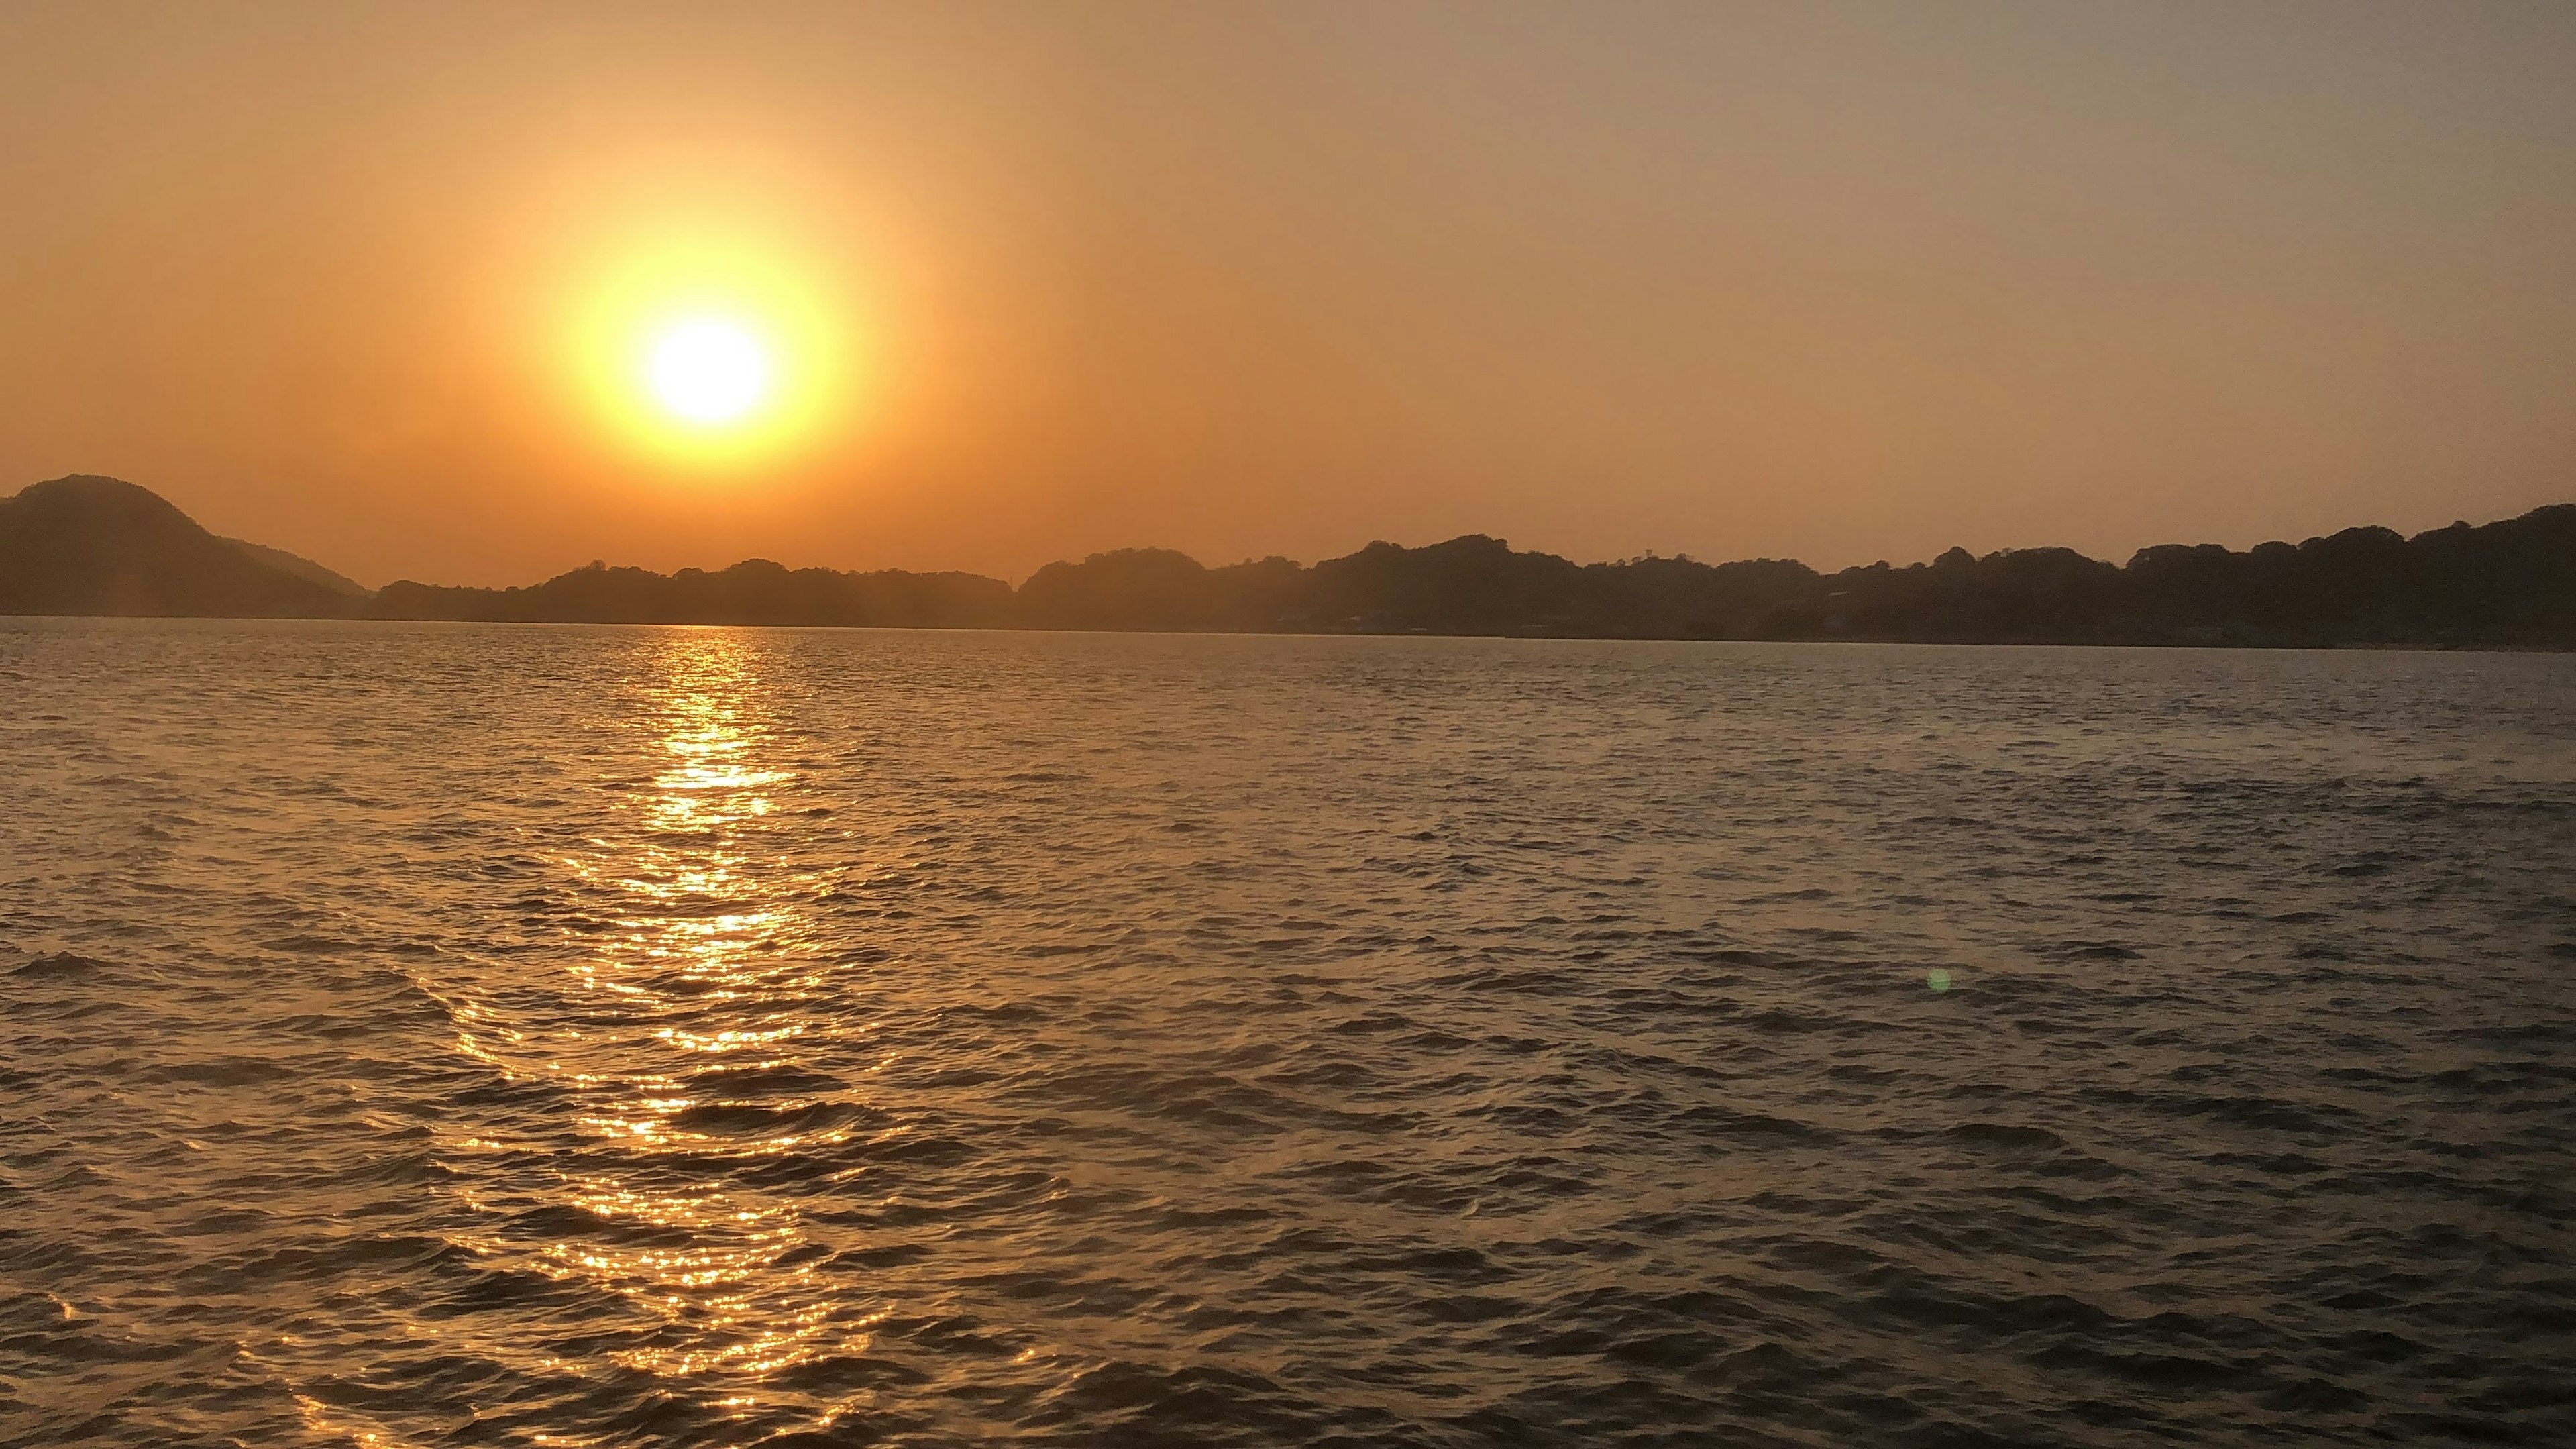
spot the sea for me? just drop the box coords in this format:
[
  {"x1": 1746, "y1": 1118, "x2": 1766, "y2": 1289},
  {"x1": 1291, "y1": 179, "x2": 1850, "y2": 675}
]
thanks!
[{"x1": 3, "y1": 619, "x2": 2571, "y2": 1447}]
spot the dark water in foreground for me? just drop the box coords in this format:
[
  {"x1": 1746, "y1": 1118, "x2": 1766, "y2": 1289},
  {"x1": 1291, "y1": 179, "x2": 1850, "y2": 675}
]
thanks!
[{"x1": 3, "y1": 621, "x2": 2573, "y2": 1448}]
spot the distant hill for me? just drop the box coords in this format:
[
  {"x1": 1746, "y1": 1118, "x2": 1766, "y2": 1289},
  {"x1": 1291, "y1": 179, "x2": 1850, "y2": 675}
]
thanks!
[
  {"x1": 0, "y1": 476, "x2": 360, "y2": 618},
  {"x1": 5, "y1": 474, "x2": 2570, "y2": 647}
]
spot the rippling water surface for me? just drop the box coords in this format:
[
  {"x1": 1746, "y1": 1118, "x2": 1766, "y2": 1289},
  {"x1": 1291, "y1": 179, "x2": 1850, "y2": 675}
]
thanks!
[{"x1": 3, "y1": 620, "x2": 2573, "y2": 1447}]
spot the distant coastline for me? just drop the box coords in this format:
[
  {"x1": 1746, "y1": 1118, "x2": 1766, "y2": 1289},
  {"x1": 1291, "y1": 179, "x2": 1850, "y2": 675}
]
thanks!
[{"x1": 5, "y1": 474, "x2": 2571, "y2": 649}]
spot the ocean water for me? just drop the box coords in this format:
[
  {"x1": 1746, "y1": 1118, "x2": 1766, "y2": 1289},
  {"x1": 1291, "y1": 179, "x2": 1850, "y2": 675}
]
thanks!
[{"x1": 3, "y1": 619, "x2": 2572, "y2": 1448}]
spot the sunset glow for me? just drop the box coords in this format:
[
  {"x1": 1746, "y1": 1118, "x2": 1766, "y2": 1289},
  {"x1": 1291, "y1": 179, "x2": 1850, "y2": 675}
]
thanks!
[{"x1": 559, "y1": 231, "x2": 858, "y2": 472}]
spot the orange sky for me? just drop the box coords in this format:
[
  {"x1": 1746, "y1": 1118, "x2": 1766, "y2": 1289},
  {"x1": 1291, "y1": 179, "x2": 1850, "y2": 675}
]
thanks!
[{"x1": 3, "y1": 2, "x2": 2573, "y2": 587}]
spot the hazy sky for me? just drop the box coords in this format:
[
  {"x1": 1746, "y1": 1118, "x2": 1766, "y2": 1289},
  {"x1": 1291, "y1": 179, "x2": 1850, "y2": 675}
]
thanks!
[{"x1": 3, "y1": 1, "x2": 2572, "y2": 586}]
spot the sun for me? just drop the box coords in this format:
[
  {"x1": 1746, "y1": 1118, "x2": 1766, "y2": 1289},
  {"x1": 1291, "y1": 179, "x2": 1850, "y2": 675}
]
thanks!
[
  {"x1": 553, "y1": 224, "x2": 865, "y2": 470},
  {"x1": 649, "y1": 319, "x2": 769, "y2": 425}
]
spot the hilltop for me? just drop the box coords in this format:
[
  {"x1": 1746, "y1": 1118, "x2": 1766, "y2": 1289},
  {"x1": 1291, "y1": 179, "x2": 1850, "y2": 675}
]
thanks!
[{"x1": 0, "y1": 476, "x2": 363, "y2": 619}]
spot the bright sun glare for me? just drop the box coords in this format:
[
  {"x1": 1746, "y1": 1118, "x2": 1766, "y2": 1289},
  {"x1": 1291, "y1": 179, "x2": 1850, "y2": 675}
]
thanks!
[
  {"x1": 561, "y1": 229, "x2": 857, "y2": 468},
  {"x1": 649, "y1": 320, "x2": 770, "y2": 425}
]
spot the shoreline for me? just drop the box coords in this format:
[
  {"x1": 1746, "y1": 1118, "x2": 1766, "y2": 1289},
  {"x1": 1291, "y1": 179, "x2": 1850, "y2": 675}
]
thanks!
[{"x1": 6, "y1": 610, "x2": 2569, "y2": 653}]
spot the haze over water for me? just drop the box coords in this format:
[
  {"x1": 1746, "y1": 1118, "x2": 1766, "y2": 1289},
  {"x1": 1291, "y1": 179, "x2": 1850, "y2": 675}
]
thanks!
[{"x1": 4, "y1": 619, "x2": 2572, "y2": 1446}]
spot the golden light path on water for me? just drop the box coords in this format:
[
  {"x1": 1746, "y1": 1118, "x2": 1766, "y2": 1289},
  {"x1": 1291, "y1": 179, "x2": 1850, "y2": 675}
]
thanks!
[{"x1": 423, "y1": 635, "x2": 885, "y2": 1440}]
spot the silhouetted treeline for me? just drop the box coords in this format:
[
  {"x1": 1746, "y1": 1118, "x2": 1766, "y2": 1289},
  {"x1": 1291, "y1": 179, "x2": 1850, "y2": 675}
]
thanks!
[
  {"x1": 7, "y1": 474, "x2": 2572, "y2": 647},
  {"x1": 373, "y1": 559, "x2": 1014, "y2": 628},
  {"x1": 993, "y1": 510, "x2": 2576, "y2": 647}
]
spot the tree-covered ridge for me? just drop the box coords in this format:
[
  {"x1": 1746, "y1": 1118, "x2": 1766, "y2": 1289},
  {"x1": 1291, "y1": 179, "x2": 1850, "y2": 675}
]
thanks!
[
  {"x1": 982, "y1": 509, "x2": 2576, "y2": 647},
  {"x1": 373, "y1": 558, "x2": 1014, "y2": 629},
  {"x1": 370, "y1": 506, "x2": 2573, "y2": 647}
]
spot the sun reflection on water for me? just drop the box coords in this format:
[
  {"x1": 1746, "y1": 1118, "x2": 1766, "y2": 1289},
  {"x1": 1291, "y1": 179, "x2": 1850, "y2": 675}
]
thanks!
[{"x1": 431, "y1": 633, "x2": 877, "y2": 1431}]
